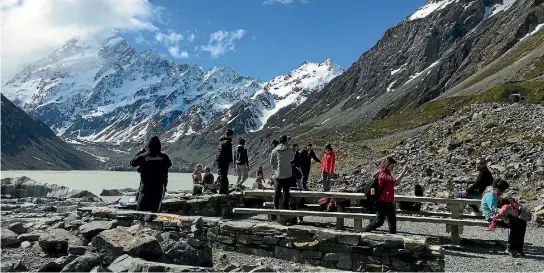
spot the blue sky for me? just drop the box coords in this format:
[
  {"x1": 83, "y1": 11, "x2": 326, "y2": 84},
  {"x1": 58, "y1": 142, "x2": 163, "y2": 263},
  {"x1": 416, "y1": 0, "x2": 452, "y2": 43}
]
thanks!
[
  {"x1": 126, "y1": 0, "x2": 426, "y2": 80},
  {"x1": 1, "y1": 0, "x2": 426, "y2": 83}
]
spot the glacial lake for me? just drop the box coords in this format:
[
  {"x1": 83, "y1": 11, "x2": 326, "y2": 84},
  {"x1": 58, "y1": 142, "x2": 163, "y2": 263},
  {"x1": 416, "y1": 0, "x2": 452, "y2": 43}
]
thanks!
[{"x1": 1, "y1": 170, "x2": 256, "y2": 197}]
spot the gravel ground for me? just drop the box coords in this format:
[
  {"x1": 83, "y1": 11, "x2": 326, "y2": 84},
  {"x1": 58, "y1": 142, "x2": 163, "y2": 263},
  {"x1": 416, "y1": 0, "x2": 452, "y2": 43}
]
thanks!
[{"x1": 238, "y1": 214, "x2": 544, "y2": 272}]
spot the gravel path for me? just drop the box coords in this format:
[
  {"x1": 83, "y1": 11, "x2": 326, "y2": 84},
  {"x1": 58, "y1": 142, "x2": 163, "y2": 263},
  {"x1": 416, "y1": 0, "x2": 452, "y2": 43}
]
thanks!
[{"x1": 238, "y1": 214, "x2": 544, "y2": 272}]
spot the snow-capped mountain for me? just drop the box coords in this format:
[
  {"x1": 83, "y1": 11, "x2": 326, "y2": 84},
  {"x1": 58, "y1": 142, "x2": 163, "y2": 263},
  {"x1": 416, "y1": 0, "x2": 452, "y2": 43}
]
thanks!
[
  {"x1": 2, "y1": 32, "x2": 342, "y2": 143},
  {"x1": 2, "y1": 31, "x2": 263, "y2": 144},
  {"x1": 206, "y1": 59, "x2": 343, "y2": 134}
]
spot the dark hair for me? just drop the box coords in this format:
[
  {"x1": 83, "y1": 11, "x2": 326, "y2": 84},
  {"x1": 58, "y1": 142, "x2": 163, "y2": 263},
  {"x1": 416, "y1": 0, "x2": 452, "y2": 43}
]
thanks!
[
  {"x1": 272, "y1": 140, "x2": 279, "y2": 147},
  {"x1": 239, "y1": 138, "x2": 246, "y2": 145},
  {"x1": 226, "y1": 129, "x2": 234, "y2": 136},
  {"x1": 378, "y1": 156, "x2": 397, "y2": 170},
  {"x1": 324, "y1": 143, "x2": 333, "y2": 151},
  {"x1": 293, "y1": 143, "x2": 299, "y2": 148},
  {"x1": 279, "y1": 135, "x2": 288, "y2": 144},
  {"x1": 494, "y1": 178, "x2": 509, "y2": 192},
  {"x1": 307, "y1": 143, "x2": 313, "y2": 147}
]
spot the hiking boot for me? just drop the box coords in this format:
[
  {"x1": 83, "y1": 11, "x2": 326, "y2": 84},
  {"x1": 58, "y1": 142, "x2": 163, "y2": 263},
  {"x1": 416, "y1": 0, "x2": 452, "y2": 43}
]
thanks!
[
  {"x1": 518, "y1": 250, "x2": 526, "y2": 257},
  {"x1": 487, "y1": 221, "x2": 497, "y2": 231},
  {"x1": 505, "y1": 248, "x2": 519, "y2": 258}
]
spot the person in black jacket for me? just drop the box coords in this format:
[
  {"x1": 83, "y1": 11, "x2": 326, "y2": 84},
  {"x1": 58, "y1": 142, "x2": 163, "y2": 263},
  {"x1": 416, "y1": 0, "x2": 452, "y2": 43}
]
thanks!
[
  {"x1": 130, "y1": 136, "x2": 172, "y2": 212},
  {"x1": 215, "y1": 129, "x2": 234, "y2": 194},
  {"x1": 454, "y1": 157, "x2": 494, "y2": 214},
  {"x1": 235, "y1": 138, "x2": 249, "y2": 190},
  {"x1": 299, "y1": 143, "x2": 321, "y2": 190}
]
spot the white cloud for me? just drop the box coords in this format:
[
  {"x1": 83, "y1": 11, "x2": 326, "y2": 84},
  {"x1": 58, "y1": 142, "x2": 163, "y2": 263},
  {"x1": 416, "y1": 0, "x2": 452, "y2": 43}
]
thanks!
[
  {"x1": 188, "y1": 33, "x2": 196, "y2": 43},
  {"x1": 168, "y1": 47, "x2": 189, "y2": 59},
  {"x1": 155, "y1": 31, "x2": 183, "y2": 45},
  {"x1": 1, "y1": 0, "x2": 160, "y2": 83},
  {"x1": 199, "y1": 29, "x2": 246, "y2": 58},
  {"x1": 263, "y1": 0, "x2": 308, "y2": 4}
]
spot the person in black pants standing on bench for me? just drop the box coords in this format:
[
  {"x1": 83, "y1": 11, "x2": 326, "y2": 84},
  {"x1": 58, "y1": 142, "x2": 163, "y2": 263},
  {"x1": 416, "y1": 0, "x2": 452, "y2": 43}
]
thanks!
[
  {"x1": 270, "y1": 135, "x2": 294, "y2": 222},
  {"x1": 299, "y1": 143, "x2": 321, "y2": 190}
]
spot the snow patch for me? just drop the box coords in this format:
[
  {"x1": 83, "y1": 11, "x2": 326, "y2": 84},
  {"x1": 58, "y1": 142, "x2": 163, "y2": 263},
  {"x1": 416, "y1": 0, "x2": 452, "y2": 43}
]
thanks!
[
  {"x1": 409, "y1": 0, "x2": 457, "y2": 21},
  {"x1": 390, "y1": 64, "x2": 406, "y2": 75},
  {"x1": 321, "y1": 118, "x2": 331, "y2": 125},
  {"x1": 404, "y1": 60, "x2": 441, "y2": 85},
  {"x1": 519, "y1": 23, "x2": 544, "y2": 42},
  {"x1": 387, "y1": 80, "x2": 398, "y2": 93},
  {"x1": 489, "y1": 0, "x2": 517, "y2": 17}
]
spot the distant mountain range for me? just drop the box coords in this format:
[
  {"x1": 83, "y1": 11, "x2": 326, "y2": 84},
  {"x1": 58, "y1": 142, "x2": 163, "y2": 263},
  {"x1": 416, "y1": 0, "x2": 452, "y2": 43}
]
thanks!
[
  {"x1": 2, "y1": 32, "x2": 342, "y2": 144},
  {"x1": 1, "y1": 94, "x2": 97, "y2": 170}
]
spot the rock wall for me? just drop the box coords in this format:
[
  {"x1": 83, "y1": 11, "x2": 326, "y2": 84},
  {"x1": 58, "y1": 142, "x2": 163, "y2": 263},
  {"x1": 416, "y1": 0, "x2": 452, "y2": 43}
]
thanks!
[
  {"x1": 84, "y1": 207, "x2": 445, "y2": 272},
  {"x1": 121, "y1": 193, "x2": 265, "y2": 218}
]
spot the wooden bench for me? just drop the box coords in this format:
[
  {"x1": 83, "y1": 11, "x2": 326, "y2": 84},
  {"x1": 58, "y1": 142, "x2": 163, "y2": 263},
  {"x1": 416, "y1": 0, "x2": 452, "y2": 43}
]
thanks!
[
  {"x1": 241, "y1": 190, "x2": 486, "y2": 244},
  {"x1": 261, "y1": 202, "x2": 485, "y2": 220}
]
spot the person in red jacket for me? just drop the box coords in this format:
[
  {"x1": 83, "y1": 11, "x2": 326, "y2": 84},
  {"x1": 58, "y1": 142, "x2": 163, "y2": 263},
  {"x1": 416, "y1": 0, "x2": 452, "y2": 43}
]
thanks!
[
  {"x1": 320, "y1": 144, "x2": 336, "y2": 192},
  {"x1": 362, "y1": 156, "x2": 409, "y2": 234}
]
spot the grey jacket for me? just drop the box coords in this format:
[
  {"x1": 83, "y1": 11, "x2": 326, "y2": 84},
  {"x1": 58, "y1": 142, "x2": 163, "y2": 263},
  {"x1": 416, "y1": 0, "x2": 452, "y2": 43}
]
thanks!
[{"x1": 270, "y1": 144, "x2": 294, "y2": 179}]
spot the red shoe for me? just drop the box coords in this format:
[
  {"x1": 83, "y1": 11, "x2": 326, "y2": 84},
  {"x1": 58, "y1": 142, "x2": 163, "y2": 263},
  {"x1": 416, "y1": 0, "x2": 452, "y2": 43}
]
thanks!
[{"x1": 487, "y1": 221, "x2": 497, "y2": 231}]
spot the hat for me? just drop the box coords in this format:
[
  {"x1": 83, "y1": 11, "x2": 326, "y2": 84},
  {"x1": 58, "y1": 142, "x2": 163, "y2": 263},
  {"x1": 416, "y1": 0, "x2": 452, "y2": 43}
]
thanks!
[{"x1": 226, "y1": 129, "x2": 234, "y2": 136}]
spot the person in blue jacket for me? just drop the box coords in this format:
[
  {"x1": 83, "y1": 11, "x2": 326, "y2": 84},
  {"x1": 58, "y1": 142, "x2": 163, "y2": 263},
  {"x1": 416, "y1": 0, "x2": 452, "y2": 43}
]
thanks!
[{"x1": 481, "y1": 179, "x2": 527, "y2": 257}]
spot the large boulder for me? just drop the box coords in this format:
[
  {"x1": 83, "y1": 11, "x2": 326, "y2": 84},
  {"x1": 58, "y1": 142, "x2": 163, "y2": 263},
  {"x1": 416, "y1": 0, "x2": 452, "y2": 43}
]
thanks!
[
  {"x1": 79, "y1": 221, "x2": 117, "y2": 240},
  {"x1": 1, "y1": 228, "x2": 20, "y2": 247},
  {"x1": 38, "y1": 228, "x2": 83, "y2": 254},
  {"x1": 61, "y1": 252, "x2": 102, "y2": 272},
  {"x1": 91, "y1": 227, "x2": 135, "y2": 265},
  {"x1": 0, "y1": 176, "x2": 101, "y2": 201},
  {"x1": 7, "y1": 222, "x2": 28, "y2": 234},
  {"x1": 123, "y1": 235, "x2": 163, "y2": 260},
  {"x1": 165, "y1": 240, "x2": 213, "y2": 267},
  {"x1": 107, "y1": 254, "x2": 209, "y2": 272}
]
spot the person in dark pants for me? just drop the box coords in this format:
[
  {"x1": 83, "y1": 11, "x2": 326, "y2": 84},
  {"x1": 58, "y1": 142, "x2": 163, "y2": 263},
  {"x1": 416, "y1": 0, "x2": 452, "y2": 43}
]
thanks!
[
  {"x1": 299, "y1": 143, "x2": 321, "y2": 190},
  {"x1": 454, "y1": 157, "x2": 494, "y2": 215},
  {"x1": 362, "y1": 156, "x2": 409, "y2": 234},
  {"x1": 130, "y1": 136, "x2": 172, "y2": 213},
  {"x1": 215, "y1": 129, "x2": 234, "y2": 194},
  {"x1": 481, "y1": 179, "x2": 527, "y2": 257},
  {"x1": 270, "y1": 135, "x2": 295, "y2": 221}
]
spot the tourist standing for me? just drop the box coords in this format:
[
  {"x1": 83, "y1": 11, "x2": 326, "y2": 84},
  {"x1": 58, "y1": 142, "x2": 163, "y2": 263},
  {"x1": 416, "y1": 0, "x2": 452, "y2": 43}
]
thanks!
[
  {"x1": 454, "y1": 157, "x2": 494, "y2": 215},
  {"x1": 235, "y1": 138, "x2": 249, "y2": 189},
  {"x1": 215, "y1": 129, "x2": 234, "y2": 194},
  {"x1": 362, "y1": 156, "x2": 409, "y2": 234},
  {"x1": 130, "y1": 136, "x2": 172, "y2": 213},
  {"x1": 481, "y1": 179, "x2": 527, "y2": 257},
  {"x1": 320, "y1": 144, "x2": 336, "y2": 192},
  {"x1": 271, "y1": 135, "x2": 294, "y2": 212},
  {"x1": 300, "y1": 143, "x2": 321, "y2": 190},
  {"x1": 291, "y1": 143, "x2": 303, "y2": 189}
]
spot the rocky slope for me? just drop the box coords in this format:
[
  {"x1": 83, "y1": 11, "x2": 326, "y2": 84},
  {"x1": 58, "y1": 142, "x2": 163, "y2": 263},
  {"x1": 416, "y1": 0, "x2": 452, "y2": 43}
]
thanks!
[
  {"x1": 266, "y1": 0, "x2": 544, "y2": 132},
  {"x1": 1, "y1": 94, "x2": 97, "y2": 170}
]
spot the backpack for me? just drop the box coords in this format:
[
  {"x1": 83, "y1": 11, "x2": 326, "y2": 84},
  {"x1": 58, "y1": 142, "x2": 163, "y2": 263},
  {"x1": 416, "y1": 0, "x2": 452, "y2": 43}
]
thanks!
[{"x1": 358, "y1": 173, "x2": 384, "y2": 210}]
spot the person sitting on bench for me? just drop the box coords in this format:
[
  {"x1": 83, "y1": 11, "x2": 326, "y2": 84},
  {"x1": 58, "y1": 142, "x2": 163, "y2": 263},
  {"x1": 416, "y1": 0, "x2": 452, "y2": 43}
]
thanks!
[{"x1": 454, "y1": 157, "x2": 493, "y2": 215}]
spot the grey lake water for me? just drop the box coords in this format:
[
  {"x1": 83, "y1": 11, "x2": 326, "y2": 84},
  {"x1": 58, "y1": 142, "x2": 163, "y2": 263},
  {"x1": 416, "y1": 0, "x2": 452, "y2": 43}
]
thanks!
[{"x1": 1, "y1": 170, "x2": 255, "y2": 199}]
